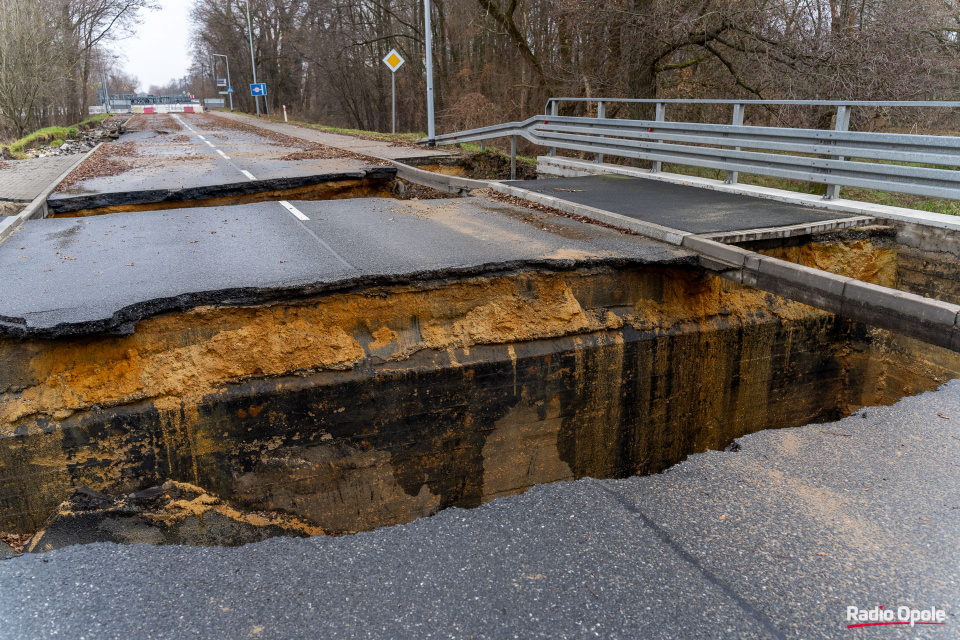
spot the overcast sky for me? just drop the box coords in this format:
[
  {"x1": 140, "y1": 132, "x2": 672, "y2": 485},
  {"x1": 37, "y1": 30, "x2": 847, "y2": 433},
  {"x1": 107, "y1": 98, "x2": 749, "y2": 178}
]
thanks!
[{"x1": 114, "y1": 0, "x2": 197, "y2": 90}]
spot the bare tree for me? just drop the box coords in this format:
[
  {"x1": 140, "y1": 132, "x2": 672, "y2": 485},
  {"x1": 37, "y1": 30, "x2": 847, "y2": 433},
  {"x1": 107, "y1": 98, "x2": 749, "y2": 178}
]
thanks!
[{"x1": 0, "y1": 0, "x2": 67, "y2": 136}]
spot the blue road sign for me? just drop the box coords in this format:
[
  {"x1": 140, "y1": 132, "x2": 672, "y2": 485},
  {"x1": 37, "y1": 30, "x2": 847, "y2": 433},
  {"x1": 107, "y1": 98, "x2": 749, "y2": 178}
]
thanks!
[
  {"x1": 227, "y1": 86, "x2": 234, "y2": 93},
  {"x1": 250, "y1": 83, "x2": 267, "y2": 96}
]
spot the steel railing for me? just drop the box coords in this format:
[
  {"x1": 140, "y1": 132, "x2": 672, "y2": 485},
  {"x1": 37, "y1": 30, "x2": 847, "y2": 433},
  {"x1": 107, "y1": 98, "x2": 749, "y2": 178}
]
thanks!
[{"x1": 430, "y1": 99, "x2": 960, "y2": 200}]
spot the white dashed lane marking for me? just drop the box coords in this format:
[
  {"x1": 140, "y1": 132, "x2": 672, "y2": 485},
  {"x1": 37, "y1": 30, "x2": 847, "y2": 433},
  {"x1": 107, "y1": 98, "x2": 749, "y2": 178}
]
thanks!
[
  {"x1": 173, "y1": 115, "x2": 321, "y2": 227},
  {"x1": 279, "y1": 201, "x2": 309, "y2": 221}
]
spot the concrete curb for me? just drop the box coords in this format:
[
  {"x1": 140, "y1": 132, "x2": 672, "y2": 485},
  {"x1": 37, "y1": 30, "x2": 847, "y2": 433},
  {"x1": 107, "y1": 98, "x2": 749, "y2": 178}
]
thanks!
[
  {"x1": 684, "y1": 234, "x2": 960, "y2": 352},
  {"x1": 538, "y1": 156, "x2": 960, "y2": 234},
  {"x1": 700, "y1": 216, "x2": 876, "y2": 244},
  {"x1": 390, "y1": 162, "x2": 491, "y2": 195},
  {"x1": 0, "y1": 143, "x2": 102, "y2": 245},
  {"x1": 478, "y1": 180, "x2": 960, "y2": 352},
  {"x1": 490, "y1": 182, "x2": 691, "y2": 246}
]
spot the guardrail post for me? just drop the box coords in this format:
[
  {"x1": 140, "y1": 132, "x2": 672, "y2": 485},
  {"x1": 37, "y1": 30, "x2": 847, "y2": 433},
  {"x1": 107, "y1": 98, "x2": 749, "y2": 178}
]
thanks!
[
  {"x1": 595, "y1": 101, "x2": 606, "y2": 164},
  {"x1": 824, "y1": 105, "x2": 851, "y2": 200},
  {"x1": 511, "y1": 135, "x2": 517, "y2": 180},
  {"x1": 548, "y1": 100, "x2": 558, "y2": 157},
  {"x1": 725, "y1": 103, "x2": 745, "y2": 185},
  {"x1": 480, "y1": 140, "x2": 486, "y2": 152},
  {"x1": 652, "y1": 102, "x2": 665, "y2": 173}
]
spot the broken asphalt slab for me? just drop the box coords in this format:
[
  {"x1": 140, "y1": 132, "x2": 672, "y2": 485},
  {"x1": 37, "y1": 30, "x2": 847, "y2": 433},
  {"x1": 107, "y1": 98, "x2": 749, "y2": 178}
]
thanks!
[
  {"x1": 506, "y1": 175, "x2": 858, "y2": 235},
  {"x1": 47, "y1": 113, "x2": 397, "y2": 214},
  {"x1": 0, "y1": 196, "x2": 690, "y2": 337},
  {"x1": 1, "y1": 380, "x2": 957, "y2": 639},
  {"x1": 48, "y1": 166, "x2": 396, "y2": 214}
]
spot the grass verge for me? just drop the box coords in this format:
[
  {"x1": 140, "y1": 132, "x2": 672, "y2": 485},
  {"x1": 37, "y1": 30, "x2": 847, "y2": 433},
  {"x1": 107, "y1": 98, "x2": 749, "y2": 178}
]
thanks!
[{"x1": 4, "y1": 114, "x2": 112, "y2": 159}]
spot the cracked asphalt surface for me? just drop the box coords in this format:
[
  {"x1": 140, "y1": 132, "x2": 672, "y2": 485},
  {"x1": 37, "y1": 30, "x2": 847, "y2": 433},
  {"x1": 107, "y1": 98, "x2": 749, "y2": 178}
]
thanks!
[
  {"x1": 1, "y1": 380, "x2": 957, "y2": 639},
  {"x1": 2, "y1": 109, "x2": 958, "y2": 640},
  {"x1": 0, "y1": 196, "x2": 689, "y2": 335},
  {"x1": 49, "y1": 113, "x2": 378, "y2": 204}
]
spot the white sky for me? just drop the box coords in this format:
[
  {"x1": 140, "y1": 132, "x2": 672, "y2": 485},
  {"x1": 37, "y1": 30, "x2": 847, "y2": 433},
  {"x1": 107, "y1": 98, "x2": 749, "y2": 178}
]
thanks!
[{"x1": 112, "y1": 0, "x2": 198, "y2": 91}]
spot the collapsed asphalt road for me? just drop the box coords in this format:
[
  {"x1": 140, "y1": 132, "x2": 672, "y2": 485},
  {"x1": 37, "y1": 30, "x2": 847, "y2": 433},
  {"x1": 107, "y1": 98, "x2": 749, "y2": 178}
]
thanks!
[
  {"x1": 1, "y1": 380, "x2": 957, "y2": 640},
  {"x1": 2, "y1": 111, "x2": 959, "y2": 640},
  {"x1": 46, "y1": 113, "x2": 400, "y2": 215},
  {"x1": 0, "y1": 195, "x2": 686, "y2": 336}
]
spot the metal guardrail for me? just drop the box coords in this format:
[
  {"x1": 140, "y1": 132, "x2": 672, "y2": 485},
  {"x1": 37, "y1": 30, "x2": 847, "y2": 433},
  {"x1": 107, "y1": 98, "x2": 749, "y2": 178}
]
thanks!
[
  {"x1": 544, "y1": 98, "x2": 960, "y2": 109},
  {"x1": 431, "y1": 100, "x2": 960, "y2": 199}
]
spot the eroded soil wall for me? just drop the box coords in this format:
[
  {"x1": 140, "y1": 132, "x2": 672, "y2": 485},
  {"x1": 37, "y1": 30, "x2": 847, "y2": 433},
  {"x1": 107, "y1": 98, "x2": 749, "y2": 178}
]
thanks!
[
  {"x1": 746, "y1": 222, "x2": 960, "y2": 305},
  {"x1": 2, "y1": 266, "x2": 958, "y2": 533}
]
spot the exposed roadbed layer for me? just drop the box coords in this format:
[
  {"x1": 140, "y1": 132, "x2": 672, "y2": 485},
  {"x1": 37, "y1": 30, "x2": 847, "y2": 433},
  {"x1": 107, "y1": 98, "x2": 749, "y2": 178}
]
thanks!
[
  {"x1": 48, "y1": 167, "x2": 396, "y2": 214},
  {"x1": 2, "y1": 380, "x2": 957, "y2": 639},
  {"x1": 507, "y1": 174, "x2": 857, "y2": 234},
  {"x1": 0, "y1": 196, "x2": 690, "y2": 338}
]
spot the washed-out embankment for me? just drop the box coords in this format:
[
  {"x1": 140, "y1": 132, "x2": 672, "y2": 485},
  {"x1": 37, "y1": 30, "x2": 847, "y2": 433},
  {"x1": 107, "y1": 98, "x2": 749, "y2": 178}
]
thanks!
[{"x1": 2, "y1": 249, "x2": 959, "y2": 538}]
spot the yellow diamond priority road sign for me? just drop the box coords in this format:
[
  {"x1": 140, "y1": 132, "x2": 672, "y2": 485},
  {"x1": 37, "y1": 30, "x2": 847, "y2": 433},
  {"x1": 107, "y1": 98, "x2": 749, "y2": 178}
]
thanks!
[{"x1": 383, "y1": 49, "x2": 405, "y2": 73}]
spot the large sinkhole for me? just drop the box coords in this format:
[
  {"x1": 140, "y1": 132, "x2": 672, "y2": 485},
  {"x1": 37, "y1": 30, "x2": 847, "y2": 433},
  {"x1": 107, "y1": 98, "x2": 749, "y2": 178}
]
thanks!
[{"x1": 2, "y1": 263, "x2": 958, "y2": 539}]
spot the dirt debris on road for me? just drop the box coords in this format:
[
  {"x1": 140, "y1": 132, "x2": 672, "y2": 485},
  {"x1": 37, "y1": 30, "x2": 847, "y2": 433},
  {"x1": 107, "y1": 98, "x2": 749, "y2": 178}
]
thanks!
[
  {"x1": 54, "y1": 140, "x2": 140, "y2": 192},
  {"x1": 199, "y1": 113, "x2": 390, "y2": 165}
]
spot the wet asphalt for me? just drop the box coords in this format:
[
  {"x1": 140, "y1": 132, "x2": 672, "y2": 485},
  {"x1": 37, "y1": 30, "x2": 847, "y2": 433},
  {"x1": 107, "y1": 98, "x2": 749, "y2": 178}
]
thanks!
[
  {"x1": 1, "y1": 380, "x2": 957, "y2": 639},
  {"x1": 507, "y1": 175, "x2": 856, "y2": 234},
  {"x1": 48, "y1": 114, "x2": 374, "y2": 204},
  {"x1": 0, "y1": 196, "x2": 689, "y2": 336}
]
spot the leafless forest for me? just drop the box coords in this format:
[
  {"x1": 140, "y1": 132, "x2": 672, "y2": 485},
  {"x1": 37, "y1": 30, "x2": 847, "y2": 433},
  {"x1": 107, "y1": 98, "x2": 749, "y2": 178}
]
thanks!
[
  {"x1": 0, "y1": 0, "x2": 148, "y2": 136},
  {"x1": 4, "y1": 0, "x2": 960, "y2": 139},
  {"x1": 175, "y1": 0, "x2": 960, "y2": 132}
]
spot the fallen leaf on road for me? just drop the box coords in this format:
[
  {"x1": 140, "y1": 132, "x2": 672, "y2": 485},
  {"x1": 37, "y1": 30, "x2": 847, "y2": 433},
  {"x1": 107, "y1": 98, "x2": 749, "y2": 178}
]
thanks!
[
  {"x1": 938, "y1": 413, "x2": 950, "y2": 419},
  {"x1": 124, "y1": 263, "x2": 134, "y2": 266},
  {"x1": 919, "y1": 517, "x2": 930, "y2": 522},
  {"x1": 817, "y1": 552, "x2": 829, "y2": 556}
]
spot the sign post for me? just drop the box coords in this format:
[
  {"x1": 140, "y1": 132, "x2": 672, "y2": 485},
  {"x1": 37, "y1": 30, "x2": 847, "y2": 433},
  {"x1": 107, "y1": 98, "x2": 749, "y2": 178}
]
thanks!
[
  {"x1": 243, "y1": 0, "x2": 260, "y2": 117},
  {"x1": 212, "y1": 54, "x2": 233, "y2": 111},
  {"x1": 424, "y1": 0, "x2": 435, "y2": 146},
  {"x1": 382, "y1": 49, "x2": 405, "y2": 134}
]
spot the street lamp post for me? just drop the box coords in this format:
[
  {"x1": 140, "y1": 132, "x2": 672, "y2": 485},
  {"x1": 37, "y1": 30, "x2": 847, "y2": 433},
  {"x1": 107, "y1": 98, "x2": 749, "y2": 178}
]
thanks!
[
  {"x1": 213, "y1": 54, "x2": 234, "y2": 111},
  {"x1": 424, "y1": 0, "x2": 435, "y2": 146},
  {"x1": 242, "y1": 0, "x2": 260, "y2": 117}
]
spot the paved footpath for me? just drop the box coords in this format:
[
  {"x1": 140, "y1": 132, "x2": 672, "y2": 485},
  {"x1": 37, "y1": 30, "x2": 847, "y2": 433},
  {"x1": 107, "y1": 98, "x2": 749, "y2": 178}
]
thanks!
[
  {"x1": 0, "y1": 156, "x2": 81, "y2": 203},
  {"x1": 1, "y1": 381, "x2": 957, "y2": 639},
  {"x1": 212, "y1": 111, "x2": 455, "y2": 162}
]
